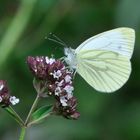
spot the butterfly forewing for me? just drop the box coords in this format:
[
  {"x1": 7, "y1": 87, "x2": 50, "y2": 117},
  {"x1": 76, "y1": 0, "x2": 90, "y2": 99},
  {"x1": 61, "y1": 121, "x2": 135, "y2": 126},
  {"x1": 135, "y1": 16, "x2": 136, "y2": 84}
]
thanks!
[{"x1": 75, "y1": 28, "x2": 135, "y2": 59}]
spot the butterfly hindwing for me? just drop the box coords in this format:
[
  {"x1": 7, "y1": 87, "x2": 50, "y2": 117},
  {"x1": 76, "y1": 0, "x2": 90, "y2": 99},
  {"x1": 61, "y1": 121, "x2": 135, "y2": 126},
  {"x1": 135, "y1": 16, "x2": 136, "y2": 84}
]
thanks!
[{"x1": 77, "y1": 50, "x2": 131, "y2": 92}]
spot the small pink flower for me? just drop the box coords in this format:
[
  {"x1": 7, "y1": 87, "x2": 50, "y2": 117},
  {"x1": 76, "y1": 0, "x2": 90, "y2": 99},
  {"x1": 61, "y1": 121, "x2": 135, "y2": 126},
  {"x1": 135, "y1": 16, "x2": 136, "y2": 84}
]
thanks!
[{"x1": 0, "y1": 80, "x2": 19, "y2": 107}]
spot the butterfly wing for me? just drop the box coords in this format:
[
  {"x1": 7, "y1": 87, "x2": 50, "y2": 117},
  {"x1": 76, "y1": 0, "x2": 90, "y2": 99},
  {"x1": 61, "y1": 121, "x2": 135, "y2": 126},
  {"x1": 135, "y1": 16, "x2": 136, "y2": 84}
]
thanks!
[{"x1": 75, "y1": 28, "x2": 135, "y2": 93}]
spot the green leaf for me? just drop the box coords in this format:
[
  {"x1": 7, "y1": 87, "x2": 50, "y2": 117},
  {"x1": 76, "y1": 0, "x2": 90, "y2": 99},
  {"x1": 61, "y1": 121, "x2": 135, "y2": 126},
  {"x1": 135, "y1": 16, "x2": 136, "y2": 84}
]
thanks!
[
  {"x1": 29, "y1": 105, "x2": 53, "y2": 126},
  {"x1": 4, "y1": 106, "x2": 24, "y2": 126}
]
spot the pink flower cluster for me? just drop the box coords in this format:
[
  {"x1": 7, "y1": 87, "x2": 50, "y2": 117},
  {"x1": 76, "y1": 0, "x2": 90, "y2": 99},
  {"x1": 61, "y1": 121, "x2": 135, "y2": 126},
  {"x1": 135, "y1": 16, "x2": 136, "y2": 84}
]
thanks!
[
  {"x1": 27, "y1": 56, "x2": 80, "y2": 119},
  {"x1": 0, "y1": 80, "x2": 19, "y2": 107}
]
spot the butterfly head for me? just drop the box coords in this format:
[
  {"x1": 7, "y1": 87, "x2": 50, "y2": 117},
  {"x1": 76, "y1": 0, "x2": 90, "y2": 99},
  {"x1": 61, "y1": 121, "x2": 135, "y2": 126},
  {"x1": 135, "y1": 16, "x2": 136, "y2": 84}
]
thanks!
[{"x1": 64, "y1": 47, "x2": 77, "y2": 70}]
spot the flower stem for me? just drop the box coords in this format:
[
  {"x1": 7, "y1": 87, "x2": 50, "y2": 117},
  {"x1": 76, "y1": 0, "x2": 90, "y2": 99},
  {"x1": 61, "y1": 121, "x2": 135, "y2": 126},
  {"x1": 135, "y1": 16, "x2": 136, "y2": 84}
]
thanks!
[
  {"x1": 25, "y1": 95, "x2": 40, "y2": 126},
  {"x1": 8, "y1": 106, "x2": 25, "y2": 126},
  {"x1": 4, "y1": 106, "x2": 24, "y2": 127},
  {"x1": 19, "y1": 127, "x2": 26, "y2": 140}
]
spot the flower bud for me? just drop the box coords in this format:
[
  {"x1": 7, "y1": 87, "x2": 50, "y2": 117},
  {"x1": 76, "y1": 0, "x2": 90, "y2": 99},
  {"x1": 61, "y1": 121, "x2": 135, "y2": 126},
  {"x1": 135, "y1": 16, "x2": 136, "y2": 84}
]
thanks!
[
  {"x1": 27, "y1": 56, "x2": 48, "y2": 80},
  {"x1": 53, "y1": 97, "x2": 80, "y2": 119}
]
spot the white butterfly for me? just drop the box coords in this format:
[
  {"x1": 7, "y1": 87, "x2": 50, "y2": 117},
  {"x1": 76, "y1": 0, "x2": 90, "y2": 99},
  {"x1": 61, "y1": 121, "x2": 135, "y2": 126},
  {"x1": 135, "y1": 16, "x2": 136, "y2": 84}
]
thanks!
[{"x1": 64, "y1": 27, "x2": 135, "y2": 93}]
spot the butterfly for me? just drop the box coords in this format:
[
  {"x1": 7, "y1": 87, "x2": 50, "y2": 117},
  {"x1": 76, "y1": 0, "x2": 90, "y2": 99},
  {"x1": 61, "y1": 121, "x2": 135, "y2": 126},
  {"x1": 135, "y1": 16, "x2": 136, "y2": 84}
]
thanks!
[{"x1": 64, "y1": 28, "x2": 135, "y2": 93}]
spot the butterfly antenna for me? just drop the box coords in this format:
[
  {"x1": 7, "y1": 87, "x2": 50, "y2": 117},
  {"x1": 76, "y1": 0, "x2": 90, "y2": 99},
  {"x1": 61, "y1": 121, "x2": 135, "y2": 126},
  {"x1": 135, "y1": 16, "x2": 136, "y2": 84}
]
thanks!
[
  {"x1": 51, "y1": 33, "x2": 68, "y2": 47},
  {"x1": 46, "y1": 33, "x2": 68, "y2": 48},
  {"x1": 47, "y1": 37, "x2": 66, "y2": 48}
]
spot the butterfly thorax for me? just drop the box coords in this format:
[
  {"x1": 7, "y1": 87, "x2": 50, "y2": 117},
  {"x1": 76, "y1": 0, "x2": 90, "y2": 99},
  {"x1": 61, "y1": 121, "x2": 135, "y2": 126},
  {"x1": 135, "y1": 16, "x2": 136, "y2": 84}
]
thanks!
[{"x1": 64, "y1": 48, "x2": 77, "y2": 70}]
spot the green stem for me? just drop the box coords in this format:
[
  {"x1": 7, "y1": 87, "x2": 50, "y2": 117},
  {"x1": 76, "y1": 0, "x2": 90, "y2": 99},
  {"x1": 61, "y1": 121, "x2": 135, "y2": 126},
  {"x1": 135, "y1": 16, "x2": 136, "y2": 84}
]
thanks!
[
  {"x1": 9, "y1": 106, "x2": 25, "y2": 126},
  {"x1": 5, "y1": 106, "x2": 24, "y2": 127},
  {"x1": 25, "y1": 95, "x2": 40, "y2": 126},
  {"x1": 19, "y1": 127, "x2": 26, "y2": 140}
]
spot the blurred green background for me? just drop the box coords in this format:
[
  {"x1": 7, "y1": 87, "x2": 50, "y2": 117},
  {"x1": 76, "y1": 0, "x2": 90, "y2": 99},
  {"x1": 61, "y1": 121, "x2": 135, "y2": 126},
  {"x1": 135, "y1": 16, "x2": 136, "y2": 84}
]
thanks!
[{"x1": 0, "y1": 0, "x2": 140, "y2": 140}]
